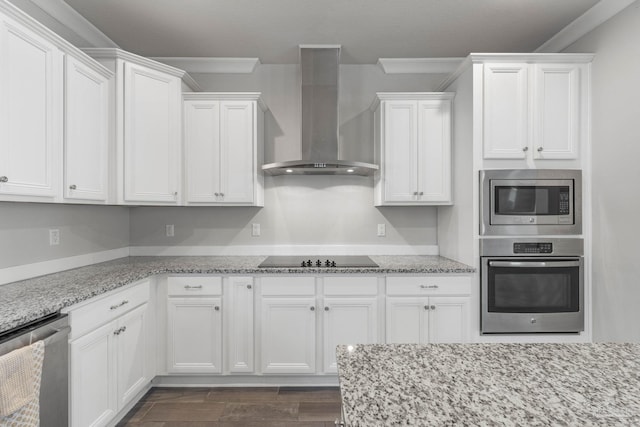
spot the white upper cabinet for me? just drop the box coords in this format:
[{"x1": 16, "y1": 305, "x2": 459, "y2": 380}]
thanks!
[
  {"x1": 373, "y1": 93, "x2": 453, "y2": 206},
  {"x1": 64, "y1": 55, "x2": 110, "y2": 202},
  {"x1": 123, "y1": 62, "x2": 181, "y2": 203},
  {"x1": 482, "y1": 58, "x2": 589, "y2": 161},
  {"x1": 83, "y1": 48, "x2": 199, "y2": 205},
  {"x1": 183, "y1": 93, "x2": 265, "y2": 206},
  {"x1": 0, "y1": 9, "x2": 62, "y2": 200}
]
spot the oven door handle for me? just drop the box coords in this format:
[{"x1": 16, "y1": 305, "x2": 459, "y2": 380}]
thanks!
[{"x1": 488, "y1": 260, "x2": 581, "y2": 268}]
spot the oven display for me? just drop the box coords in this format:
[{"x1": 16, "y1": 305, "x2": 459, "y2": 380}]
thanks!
[{"x1": 513, "y1": 242, "x2": 553, "y2": 254}]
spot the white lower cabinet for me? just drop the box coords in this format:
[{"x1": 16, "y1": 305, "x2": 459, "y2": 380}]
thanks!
[
  {"x1": 259, "y1": 277, "x2": 317, "y2": 374},
  {"x1": 226, "y1": 277, "x2": 254, "y2": 373},
  {"x1": 386, "y1": 276, "x2": 471, "y2": 344},
  {"x1": 166, "y1": 276, "x2": 223, "y2": 373},
  {"x1": 68, "y1": 280, "x2": 152, "y2": 427},
  {"x1": 386, "y1": 296, "x2": 469, "y2": 344}
]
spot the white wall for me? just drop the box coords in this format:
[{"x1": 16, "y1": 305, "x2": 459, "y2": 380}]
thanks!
[
  {"x1": 566, "y1": 2, "x2": 640, "y2": 342},
  {"x1": 0, "y1": 202, "x2": 129, "y2": 269},
  {"x1": 129, "y1": 65, "x2": 445, "y2": 252}
]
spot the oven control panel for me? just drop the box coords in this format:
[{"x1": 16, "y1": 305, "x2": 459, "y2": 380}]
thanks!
[{"x1": 513, "y1": 242, "x2": 553, "y2": 254}]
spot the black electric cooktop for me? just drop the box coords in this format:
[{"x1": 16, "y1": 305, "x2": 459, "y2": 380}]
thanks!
[{"x1": 258, "y1": 255, "x2": 379, "y2": 268}]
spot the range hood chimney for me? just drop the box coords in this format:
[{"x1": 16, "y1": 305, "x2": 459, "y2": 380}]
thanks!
[{"x1": 262, "y1": 46, "x2": 378, "y2": 176}]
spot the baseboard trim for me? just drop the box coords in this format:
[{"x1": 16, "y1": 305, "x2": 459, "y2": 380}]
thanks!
[
  {"x1": 152, "y1": 375, "x2": 339, "y2": 387},
  {"x1": 129, "y1": 245, "x2": 439, "y2": 257},
  {"x1": 0, "y1": 247, "x2": 130, "y2": 285}
]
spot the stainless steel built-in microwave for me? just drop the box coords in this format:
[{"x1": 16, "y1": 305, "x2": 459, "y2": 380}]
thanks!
[{"x1": 480, "y1": 169, "x2": 582, "y2": 235}]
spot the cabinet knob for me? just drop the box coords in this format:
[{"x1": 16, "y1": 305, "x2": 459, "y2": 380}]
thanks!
[
  {"x1": 69, "y1": 184, "x2": 77, "y2": 190},
  {"x1": 246, "y1": 284, "x2": 252, "y2": 290},
  {"x1": 324, "y1": 306, "x2": 330, "y2": 311},
  {"x1": 424, "y1": 305, "x2": 430, "y2": 310},
  {"x1": 537, "y1": 147, "x2": 543, "y2": 152},
  {"x1": 310, "y1": 306, "x2": 315, "y2": 311},
  {"x1": 215, "y1": 306, "x2": 220, "y2": 311},
  {"x1": 413, "y1": 191, "x2": 418, "y2": 196},
  {"x1": 215, "y1": 192, "x2": 220, "y2": 197},
  {"x1": 419, "y1": 191, "x2": 424, "y2": 196},
  {"x1": 220, "y1": 192, "x2": 225, "y2": 197},
  {"x1": 0, "y1": 176, "x2": 7, "y2": 183},
  {"x1": 522, "y1": 147, "x2": 529, "y2": 152},
  {"x1": 174, "y1": 191, "x2": 178, "y2": 196},
  {"x1": 121, "y1": 326, "x2": 127, "y2": 333},
  {"x1": 430, "y1": 305, "x2": 436, "y2": 310}
]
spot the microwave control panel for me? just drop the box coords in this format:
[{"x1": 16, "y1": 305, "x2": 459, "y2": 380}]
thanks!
[
  {"x1": 559, "y1": 190, "x2": 570, "y2": 215},
  {"x1": 513, "y1": 242, "x2": 553, "y2": 254}
]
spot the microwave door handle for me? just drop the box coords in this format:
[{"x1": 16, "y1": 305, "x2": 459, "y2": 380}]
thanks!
[{"x1": 488, "y1": 260, "x2": 581, "y2": 268}]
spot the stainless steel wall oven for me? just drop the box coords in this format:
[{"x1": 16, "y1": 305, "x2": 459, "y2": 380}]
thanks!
[
  {"x1": 481, "y1": 238, "x2": 584, "y2": 334},
  {"x1": 480, "y1": 169, "x2": 582, "y2": 235}
]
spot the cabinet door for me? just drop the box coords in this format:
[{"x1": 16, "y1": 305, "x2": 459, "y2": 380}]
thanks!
[
  {"x1": 184, "y1": 100, "x2": 221, "y2": 203},
  {"x1": 219, "y1": 100, "x2": 255, "y2": 203},
  {"x1": 116, "y1": 303, "x2": 150, "y2": 409},
  {"x1": 385, "y1": 297, "x2": 428, "y2": 344},
  {"x1": 0, "y1": 15, "x2": 61, "y2": 198},
  {"x1": 428, "y1": 297, "x2": 470, "y2": 343},
  {"x1": 322, "y1": 297, "x2": 378, "y2": 373},
  {"x1": 226, "y1": 277, "x2": 254, "y2": 373},
  {"x1": 167, "y1": 297, "x2": 222, "y2": 373},
  {"x1": 260, "y1": 297, "x2": 316, "y2": 374},
  {"x1": 70, "y1": 322, "x2": 117, "y2": 427},
  {"x1": 417, "y1": 99, "x2": 451, "y2": 203},
  {"x1": 123, "y1": 62, "x2": 180, "y2": 203},
  {"x1": 483, "y1": 63, "x2": 529, "y2": 159},
  {"x1": 382, "y1": 100, "x2": 418, "y2": 202},
  {"x1": 64, "y1": 55, "x2": 109, "y2": 201},
  {"x1": 532, "y1": 63, "x2": 580, "y2": 160}
]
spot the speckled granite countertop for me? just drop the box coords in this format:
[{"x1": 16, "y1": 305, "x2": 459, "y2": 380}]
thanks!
[
  {"x1": 336, "y1": 343, "x2": 640, "y2": 426},
  {"x1": 0, "y1": 255, "x2": 474, "y2": 335}
]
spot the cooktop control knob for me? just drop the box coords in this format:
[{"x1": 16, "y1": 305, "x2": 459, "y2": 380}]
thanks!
[
  {"x1": 300, "y1": 261, "x2": 306, "y2": 267},
  {"x1": 331, "y1": 261, "x2": 336, "y2": 267},
  {"x1": 316, "y1": 260, "x2": 322, "y2": 267},
  {"x1": 325, "y1": 260, "x2": 331, "y2": 267},
  {"x1": 306, "y1": 259, "x2": 312, "y2": 267}
]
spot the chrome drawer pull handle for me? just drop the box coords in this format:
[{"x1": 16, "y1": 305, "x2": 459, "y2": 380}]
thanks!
[
  {"x1": 0, "y1": 176, "x2": 7, "y2": 183},
  {"x1": 110, "y1": 300, "x2": 129, "y2": 310},
  {"x1": 184, "y1": 285, "x2": 203, "y2": 289},
  {"x1": 430, "y1": 305, "x2": 436, "y2": 310},
  {"x1": 215, "y1": 306, "x2": 220, "y2": 311},
  {"x1": 310, "y1": 306, "x2": 315, "y2": 311},
  {"x1": 69, "y1": 184, "x2": 77, "y2": 190},
  {"x1": 537, "y1": 147, "x2": 544, "y2": 152},
  {"x1": 420, "y1": 285, "x2": 439, "y2": 289},
  {"x1": 246, "y1": 284, "x2": 252, "y2": 290},
  {"x1": 424, "y1": 305, "x2": 430, "y2": 310},
  {"x1": 522, "y1": 146, "x2": 528, "y2": 152}
]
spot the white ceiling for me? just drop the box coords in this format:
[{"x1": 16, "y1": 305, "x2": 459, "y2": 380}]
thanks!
[{"x1": 62, "y1": 0, "x2": 601, "y2": 64}]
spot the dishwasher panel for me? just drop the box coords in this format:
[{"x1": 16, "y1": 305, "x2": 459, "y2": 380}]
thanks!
[{"x1": 0, "y1": 313, "x2": 70, "y2": 427}]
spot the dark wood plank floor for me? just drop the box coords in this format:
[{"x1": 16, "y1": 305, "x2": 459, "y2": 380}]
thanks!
[{"x1": 117, "y1": 386, "x2": 342, "y2": 427}]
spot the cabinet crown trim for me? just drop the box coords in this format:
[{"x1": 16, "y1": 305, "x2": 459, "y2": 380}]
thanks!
[{"x1": 82, "y1": 48, "x2": 201, "y2": 91}]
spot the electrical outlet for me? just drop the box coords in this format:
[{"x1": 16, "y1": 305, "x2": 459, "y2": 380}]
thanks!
[
  {"x1": 251, "y1": 223, "x2": 261, "y2": 237},
  {"x1": 377, "y1": 224, "x2": 386, "y2": 237},
  {"x1": 166, "y1": 224, "x2": 175, "y2": 237},
  {"x1": 49, "y1": 229, "x2": 60, "y2": 246}
]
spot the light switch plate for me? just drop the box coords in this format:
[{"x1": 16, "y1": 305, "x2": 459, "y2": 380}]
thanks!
[
  {"x1": 377, "y1": 224, "x2": 386, "y2": 237},
  {"x1": 252, "y1": 223, "x2": 261, "y2": 237},
  {"x1": 166, "y1": 224, "x2": 175, "y2": 237}
]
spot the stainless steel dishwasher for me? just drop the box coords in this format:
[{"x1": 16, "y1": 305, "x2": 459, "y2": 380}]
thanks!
[{"x1": 0, "y1": 313, "x2": 70, "y2": 427}]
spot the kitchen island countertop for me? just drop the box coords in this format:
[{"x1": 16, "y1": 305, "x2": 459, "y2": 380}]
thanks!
[
  {"x1": 336, "y1": 343, "x2": 640, "y2": 426},
  {"x1": 0, "y1": 255, "x2": 474, "y2": 335}
]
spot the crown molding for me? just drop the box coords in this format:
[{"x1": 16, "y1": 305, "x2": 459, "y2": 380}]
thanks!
[
  {"x1": 83, "y1": 48, "x2": 201, "y2": 91},
  {"x1": 377, "y1": 58, "x2": 464, "y2": 74},
  {"x1": 150, "y1": 57, "x2": 261, "y2": 74},
  {"x1": 8, "y1": 0, "x2": 118, "y2": 47},
  {"x1": 536, "y1": 0, "x2": 637, "y2": 52}
]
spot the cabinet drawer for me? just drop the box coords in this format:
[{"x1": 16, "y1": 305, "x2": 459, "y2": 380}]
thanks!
[
  {"x1": 168, "y1": 276, "x2": 222, "y2": 296},
  {"x1": 260, "y1": 277, "x2": 315, "y2": 296},
  {"x1": 386, "y1": 276, "x2": 471, "y2": 296},
  {"x1": 324, "y1": 277, "x2": 378, "y2": 296},
  {"x1": 69, "y1": 280, "x2": 150, "y2": 339}
]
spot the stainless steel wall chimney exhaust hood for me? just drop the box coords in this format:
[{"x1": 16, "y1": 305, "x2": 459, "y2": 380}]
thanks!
[{"x1": 262, "y1": 46, "x2": 378, "y2": 176}]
